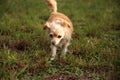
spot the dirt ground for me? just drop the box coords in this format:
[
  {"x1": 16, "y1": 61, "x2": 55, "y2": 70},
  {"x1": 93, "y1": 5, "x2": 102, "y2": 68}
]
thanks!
[
  {"x1": 44, "y1": 73, "x2": 79, "y2": 80},
  {"x1": 44, "y1": 72, "x2": 99, "y2": 80}
]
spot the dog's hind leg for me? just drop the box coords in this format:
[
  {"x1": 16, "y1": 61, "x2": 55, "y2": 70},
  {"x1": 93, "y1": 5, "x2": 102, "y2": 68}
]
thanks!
[{"x1": 61, "y1": 40, "x2": 70, "y2": 56}]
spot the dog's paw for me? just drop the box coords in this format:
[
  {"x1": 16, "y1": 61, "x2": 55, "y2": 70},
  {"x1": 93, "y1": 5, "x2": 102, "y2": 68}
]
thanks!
[{"x1": 50, "y1": 57, "x2": 55, "y2": 61}]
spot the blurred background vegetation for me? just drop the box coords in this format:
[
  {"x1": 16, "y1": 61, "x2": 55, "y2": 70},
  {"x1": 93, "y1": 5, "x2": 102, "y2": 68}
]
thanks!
[{"x1": 0, "y1": 0, "x2": 120, "y2": 80}]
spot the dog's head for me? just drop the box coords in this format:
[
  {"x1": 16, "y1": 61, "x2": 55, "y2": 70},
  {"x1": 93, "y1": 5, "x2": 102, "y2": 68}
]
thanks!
[{"x1": 44, "y1": 20, "x2": 67, "y2": 46}]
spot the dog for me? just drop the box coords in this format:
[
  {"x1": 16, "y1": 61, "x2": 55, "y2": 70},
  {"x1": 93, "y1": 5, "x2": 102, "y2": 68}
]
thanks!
[{"x1": 44, "y1": 0, "x2": 73, "y2": 61}]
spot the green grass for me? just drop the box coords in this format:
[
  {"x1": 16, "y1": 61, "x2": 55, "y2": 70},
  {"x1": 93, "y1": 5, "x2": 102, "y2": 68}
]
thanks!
[{"x1": 0, "y1": 0, "x2": 120, "y2": 80}]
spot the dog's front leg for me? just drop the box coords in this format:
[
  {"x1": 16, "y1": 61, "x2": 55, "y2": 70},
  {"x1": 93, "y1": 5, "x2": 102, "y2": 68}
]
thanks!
[
  {"x1": 50, "y1": 45, "x2": 57, "y2": 60},
  {"x1": 62, "y1": 41, "x2": 70, "y2": 56}
]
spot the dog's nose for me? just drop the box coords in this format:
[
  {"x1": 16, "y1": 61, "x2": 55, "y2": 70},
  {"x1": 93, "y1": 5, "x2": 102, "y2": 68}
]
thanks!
[{"x1": 52, "y1": 42, "x2": 55, "y2": 45}]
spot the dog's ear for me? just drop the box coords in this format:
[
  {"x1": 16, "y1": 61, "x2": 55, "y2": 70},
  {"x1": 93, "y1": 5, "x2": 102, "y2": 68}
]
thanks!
[
  {"x1": 55, "y1": 20, "x2": 71, "y2": 28},
  {"x1": 43, "y1": 22, "x2": 50, "y2": 30},
  {"x1": 62, "y1": 21, "x2": 71, "y2": 28}
]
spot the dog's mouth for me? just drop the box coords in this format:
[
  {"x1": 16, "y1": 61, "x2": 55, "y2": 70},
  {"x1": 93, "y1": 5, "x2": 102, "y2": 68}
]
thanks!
[
  {"x1": 51, "y1": 39, "x2": 64, "y2": 47},
  {"x1": 51, "y1": 40, "x2": 60, "y2": 47},
  {"x1": 51, "y1": 42, "x2": 56, "y2": 46},
  {"x1": 51, "y1": 41, "x2": 59, "y2": 47},
  {"x1": 51, "y1": 43, "x2": 58, "y2": 47}
]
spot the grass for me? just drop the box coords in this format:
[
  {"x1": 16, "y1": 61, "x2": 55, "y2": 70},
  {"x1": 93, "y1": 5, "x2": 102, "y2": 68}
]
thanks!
[{"x1": 0, "y1": 0, "x2": 120, "y2": 80}]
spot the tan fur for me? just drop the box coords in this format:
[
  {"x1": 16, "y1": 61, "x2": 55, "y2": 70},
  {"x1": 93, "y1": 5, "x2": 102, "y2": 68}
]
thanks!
[
  {"x1": 44, "y1": 0, "x2": 73, "y2": 60},
  {"x1": 47, "y1": 12, "x2": 73, "y2": 32}
]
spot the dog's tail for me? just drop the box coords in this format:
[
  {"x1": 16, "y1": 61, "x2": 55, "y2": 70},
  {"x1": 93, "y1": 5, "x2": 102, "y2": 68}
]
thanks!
[{"x1": 46, "y1": 0, "x2": 57, "y2": 13}]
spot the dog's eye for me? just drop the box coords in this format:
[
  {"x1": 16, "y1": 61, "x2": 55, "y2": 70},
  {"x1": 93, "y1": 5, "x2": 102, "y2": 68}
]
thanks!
[
  {"x1": 49, "y1": 34, "x2": 53, "y2": 38},
  {"x1": 58, "y1": 35, "x2": 62, "y2": 38}
]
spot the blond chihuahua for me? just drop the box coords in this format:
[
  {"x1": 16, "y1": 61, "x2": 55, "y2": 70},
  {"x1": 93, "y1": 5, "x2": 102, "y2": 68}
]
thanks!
[{"x1": 44, "y1": 0, "x2": 73, "y2": 60}]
